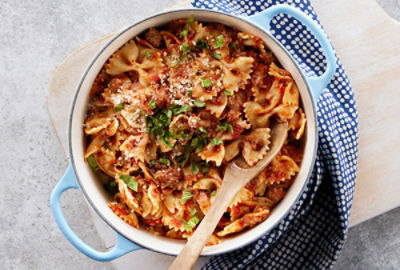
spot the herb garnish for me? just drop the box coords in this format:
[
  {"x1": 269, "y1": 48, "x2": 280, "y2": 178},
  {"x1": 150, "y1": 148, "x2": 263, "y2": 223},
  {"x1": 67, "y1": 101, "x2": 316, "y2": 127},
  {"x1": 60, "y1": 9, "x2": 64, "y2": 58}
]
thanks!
[
  {"x1": 119, "y1": 173, "x2": 139, "y2": 192},
  {"x1": 159, "y1": 157, "x2": 171, "y2": 166},
  {"x1": 201, "y1": 78, "x2": 211, "y2": 88},
  {"x1": 87, "y1": 155, "x2": 99, "y2": 171},
  {"x1": 190, "y1": 161, "x2": 199, "y2": 174},
  {"x1": 213, "y1": 35, "x2": 224, "y2": 49},
  {"x1": 224, "y1": 90, "x2": 232, "y2": 96},
  {"x1": 216, "y1": 121, "x2": 233, "y2": 133},
  {"x1": 193, "y1": 100, "x2": 205, "y2": 107},
  {"x1": 114, "y1": 103, "x2": 124, "y2": 112},
  {"x1": 210, "y1": 52, "x2": 222, "y2": 59},
  {"x1": 148, "y1": 100, "x2": 156, "y2": 110},
  {"x1": 210, "y1": 138, "x2": 223, "y2": 146},
  {"x1": 183, "y1": 215, "x2": 200, "y2": 232},
  {"x1": 145, "y1": 50, "x2": 152, "y2": 59},
  {"x1": 181, "y1": 190, "x2": 193, "y2": 204}
]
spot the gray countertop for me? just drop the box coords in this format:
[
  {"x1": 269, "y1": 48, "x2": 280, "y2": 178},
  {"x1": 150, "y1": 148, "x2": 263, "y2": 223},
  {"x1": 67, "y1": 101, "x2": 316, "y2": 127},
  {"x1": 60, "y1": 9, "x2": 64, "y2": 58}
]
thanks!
[{"x1": 0, "y1": 0, "x2": 398, "y2": 269}]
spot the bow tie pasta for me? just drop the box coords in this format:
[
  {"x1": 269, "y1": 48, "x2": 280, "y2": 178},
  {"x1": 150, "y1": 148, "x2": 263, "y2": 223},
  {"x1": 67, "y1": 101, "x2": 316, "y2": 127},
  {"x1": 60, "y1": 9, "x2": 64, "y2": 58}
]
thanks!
[{"x1": 84, "y1": 17, "x2": 307, "y2": 244}]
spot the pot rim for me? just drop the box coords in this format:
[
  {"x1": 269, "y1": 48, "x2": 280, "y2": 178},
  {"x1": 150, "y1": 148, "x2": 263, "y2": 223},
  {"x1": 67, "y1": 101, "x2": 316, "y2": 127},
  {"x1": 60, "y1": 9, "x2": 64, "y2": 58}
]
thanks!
[{"x1": 68, "y1": 8, "x2": 318, "y2": 256}]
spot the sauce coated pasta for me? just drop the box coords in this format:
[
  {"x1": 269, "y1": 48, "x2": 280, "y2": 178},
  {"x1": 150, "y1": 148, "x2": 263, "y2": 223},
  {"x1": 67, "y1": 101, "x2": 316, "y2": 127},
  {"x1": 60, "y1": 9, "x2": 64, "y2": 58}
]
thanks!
[{"x1": 84, "y1": 17, "x2": 306, "y2": 244}]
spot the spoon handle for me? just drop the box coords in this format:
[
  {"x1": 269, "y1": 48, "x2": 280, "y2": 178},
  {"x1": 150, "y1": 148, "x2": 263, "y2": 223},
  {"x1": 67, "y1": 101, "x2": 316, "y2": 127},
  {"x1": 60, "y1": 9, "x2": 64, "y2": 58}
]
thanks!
[{"x1": 168, "y1": 173, "x2": 241, "y2": 270}]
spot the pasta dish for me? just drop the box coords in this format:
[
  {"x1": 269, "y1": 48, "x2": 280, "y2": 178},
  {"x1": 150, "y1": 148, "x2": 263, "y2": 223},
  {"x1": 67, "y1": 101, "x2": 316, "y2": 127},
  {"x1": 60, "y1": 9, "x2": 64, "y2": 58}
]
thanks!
[{"x1": 83, "y1": 17, "x2": 306, "y2": 245}]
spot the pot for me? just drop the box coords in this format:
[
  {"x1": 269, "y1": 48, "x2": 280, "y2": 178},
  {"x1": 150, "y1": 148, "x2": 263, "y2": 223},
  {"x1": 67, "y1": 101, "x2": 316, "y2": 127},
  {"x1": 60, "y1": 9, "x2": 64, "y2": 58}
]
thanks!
[{"x1": 50, "y1": 5, "x2": 336, "y2": 261}]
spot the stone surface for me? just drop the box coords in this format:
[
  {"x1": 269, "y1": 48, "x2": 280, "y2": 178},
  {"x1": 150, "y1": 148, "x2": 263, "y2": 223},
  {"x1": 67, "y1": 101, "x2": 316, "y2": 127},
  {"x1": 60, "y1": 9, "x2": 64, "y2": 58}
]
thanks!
[{"x1": 0, "y1": 0, "x2": 398, "y2": 269}]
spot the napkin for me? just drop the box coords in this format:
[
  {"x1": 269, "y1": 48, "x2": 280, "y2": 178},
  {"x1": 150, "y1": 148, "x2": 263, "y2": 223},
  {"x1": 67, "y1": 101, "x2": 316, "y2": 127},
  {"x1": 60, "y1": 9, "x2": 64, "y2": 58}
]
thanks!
[{"x1": 191, "y1": 0, "x2": 359, "y2": 269}]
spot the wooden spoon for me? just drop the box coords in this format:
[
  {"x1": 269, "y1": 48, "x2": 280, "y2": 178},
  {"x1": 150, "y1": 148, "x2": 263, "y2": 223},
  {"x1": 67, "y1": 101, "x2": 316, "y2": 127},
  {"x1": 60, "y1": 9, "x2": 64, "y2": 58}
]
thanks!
[{"x1": 169, "y1": 121, "x2": 288, "y2": 270}]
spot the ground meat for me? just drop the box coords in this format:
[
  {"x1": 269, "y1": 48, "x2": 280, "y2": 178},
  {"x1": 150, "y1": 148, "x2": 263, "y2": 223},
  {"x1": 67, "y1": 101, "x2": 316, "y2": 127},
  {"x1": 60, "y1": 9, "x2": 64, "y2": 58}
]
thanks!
[
  {"x1": 153, "y1": 167, "x2": 184, "y2": 191},
  {"x1": 145, "y1": 27, "x2": 162, "y2": 47}
]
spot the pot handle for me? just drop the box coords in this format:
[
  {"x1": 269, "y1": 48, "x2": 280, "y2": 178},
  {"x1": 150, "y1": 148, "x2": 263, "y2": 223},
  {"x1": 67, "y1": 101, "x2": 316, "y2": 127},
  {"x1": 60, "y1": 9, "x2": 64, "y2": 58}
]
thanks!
[
  {"x1": 248, "y1": 4, "x2": 336, "y2": 105},
  {"x1": 50, "y1": 162, "x2": 141, "y2": 261}
]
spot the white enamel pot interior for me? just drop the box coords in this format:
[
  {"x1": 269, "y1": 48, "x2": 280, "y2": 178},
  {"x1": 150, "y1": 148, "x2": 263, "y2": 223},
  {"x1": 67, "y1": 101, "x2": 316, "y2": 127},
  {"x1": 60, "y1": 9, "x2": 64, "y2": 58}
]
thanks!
[{"x1": 69, "y1": 9, "x2": 317, "y2": 256}]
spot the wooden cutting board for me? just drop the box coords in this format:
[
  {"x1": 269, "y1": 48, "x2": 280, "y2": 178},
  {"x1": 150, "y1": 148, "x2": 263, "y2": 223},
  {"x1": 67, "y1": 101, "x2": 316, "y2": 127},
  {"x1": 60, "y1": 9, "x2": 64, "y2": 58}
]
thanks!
[{"x1": 47, "y1": 0, "x2": 400, "y2": 268}]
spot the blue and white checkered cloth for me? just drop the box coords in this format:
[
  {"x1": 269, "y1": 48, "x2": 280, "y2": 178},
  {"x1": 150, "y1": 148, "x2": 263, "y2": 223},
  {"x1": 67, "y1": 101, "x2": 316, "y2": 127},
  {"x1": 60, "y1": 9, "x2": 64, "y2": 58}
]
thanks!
[{"x1": 191, "y1": 0, "x2": 359, "y2": 269}]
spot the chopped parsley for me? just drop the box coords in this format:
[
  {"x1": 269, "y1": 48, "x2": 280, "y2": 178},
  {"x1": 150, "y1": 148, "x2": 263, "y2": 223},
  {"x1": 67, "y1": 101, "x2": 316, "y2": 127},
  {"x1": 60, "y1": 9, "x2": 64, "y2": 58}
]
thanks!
[
  {"x1": 199, "y1": 127, "x2": 207, "y2": 134},
  {"x1": 210, "y1": 52, "x2": 222, "y2": 59},
  {"x1": 191, "y1": 208, "x2": 198, "y2": 216},
  {"x1": 188, "y1": 16, "x2": 195, "y2": 27},
  {"x1": 148, "y1": 160, "x2": 155, "y2": 167},
  {"x1": 229, "y1": 41, "x2": 237, "y2": 50},
  {"x1": 87, "y1": 155, "x2": 99, "y2": 171},
  {"x1": 145, "y1": 50, "x2": 152, "y2": 59},
  {"x1": 180, "y1": 42, "x2": 190, "y2": 60},
  {"x1": 114, "y1": 103, "x2": 124, "y2": 112},
  {"x1": 146, "y1": 107, "x2": 173, "y2": 148},
  {"x1": 148, "y1": 100, "x2": 156, "y2": 110},
  {"x1": 193, "y1": 100, "x2": 205, "y2": 107},
  {"x1": 172, "y1": 104, "x2": 190, "y2": 115},
  {"x1": 188, "y1": 89, "x2": 193, "y2": 97},
  {"x1": 191, "y1": 161, "x2": 199, "y2": 174},
  {"x1": 211, "y1": 137, "x2": 223, "y2": 146},
  {"x1": 216, "y1": 122, "x2": 234, "y2": 133},
  {"x1": 119, "y1": 173, "x2": 139, "y2": 192},
  {"x1": 190, "y1": 133, "x2": 208, "y2": 152},
  {"x1": 196, "y1": 39, "x2": 209, "y2": 50},
  {"x1": 180, "y1": 27, "x2": 188, "y2": 38},
  {"x1": 181, "y1": 189, "x2": 193, "y2": 204},
  {"x1": 159, "y1": 157, "x2": 171, "y2": 166},
  {"x1": 210, "y1": 190, "x2": 217, "y2": 196},
  {"x1": 224, "y1": 90, "x2": 232, "y2": 96},
  {"x1": 183, "y1": 215, "x2": 200, "y2": 232},
  {"x1": 176, "y1": 152, "x2": 190, "y2": 167},
  {"x1": 201, "y1": 78, "x2": 211, "y2": 88},
  {"x1": 201, "y1": 162, "x2": 210, "y2": 174},
  {"x1": 213, "y1": 35, "x2": 224, "y2": 49}
]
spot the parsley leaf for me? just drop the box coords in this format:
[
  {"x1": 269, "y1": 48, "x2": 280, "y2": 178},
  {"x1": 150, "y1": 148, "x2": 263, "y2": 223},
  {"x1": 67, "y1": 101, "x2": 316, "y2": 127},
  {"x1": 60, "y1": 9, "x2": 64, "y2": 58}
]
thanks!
[
  {"x1": 191, "y1": 161, "x2": 199, "y2": 174},
  {"x1": 191, "y1": 208, "x2": 198, "y2": 216},
  {"x1": 210, "y1": 190, "x2": 217, "y2": 196},
  {"x1": 114, "y1": 103, "x2": 124, "y2": 112},
  {"x1": 224, "y1": 90, "x2": 232, "y2": 96},
  {"x1": 148, "y1": 100, "x2": 156, "y2": 110},
  {"x1": 211, "y1": 138, "x2": 223, "y2": 146},
  {"x1": 213, "y1": 35, "x2": 224, "y2": 49},
  {"x1": 194, "y1": 100, "x2": 205, "y2": 107},
  {"x1": 159, "y1": 157, "x2": 171, "y2": 166},
  {"x1": 188, "y1": 89, "x2": 192, "y2": 97},
  {"x1": 87, "y1": 155, "x2": 99, "y2": 171},
  {"x1": 201, "y1": 162, "x2": 210, "y2": 174},
  {"x1": 181, "y1": 190, "x2": 193, "y2": 204},
  {"x1": 119, "y1": 173, "x2": 139, "y2": 192},
  {"x1": 201, "y1": 78, "x2": 211, "y2": 88},
  {"x1": 210, "y1": 52, "x2": 222, "y2": 59},
  {"x1": 146, "y1": 107, "x2": 174, "y2": 148},
  {"x1": 199, "y1": 127, "x2": 207, "y2": 134},
  {"x1": 216, "y1": 122, "x2": 234, "y2": 133}
]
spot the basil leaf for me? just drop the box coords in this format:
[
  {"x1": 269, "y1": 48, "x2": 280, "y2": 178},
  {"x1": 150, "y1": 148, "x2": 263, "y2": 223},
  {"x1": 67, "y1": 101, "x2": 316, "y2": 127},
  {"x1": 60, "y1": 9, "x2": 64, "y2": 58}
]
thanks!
[
  {"x1": 200, "y1": 78, "x2": 211, "y2": 88},
  {"x1": 149, "y1": 100, "x2": 156, "y2": 110},
  {"x1": 213, "y1": 35, "x2": 224, "y2": 49},
  {"x1": 181, "y1": 190, "x2": 193, "y2": 204},
  {"x1": 87, "y1": 155, "x2": 99, "y2": 171},
  {"x1": 194, "y1": 100, "x2": 205, "y2": 107},
  {"x1": 114, "y1": 103, "x2": 124, "y2": 112},
  {"x1": 210, "y1": 138, "x2": 223, "y2": 146},
  {"x1": 119, "y1": 173, "x2": 139, "y2": 192},
  {"x1": 159, "y1": 157, "x2": 171, "y2": 166},
  {"x1": 191, "y1": 161, "x2": 199, "y2": 174}
]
